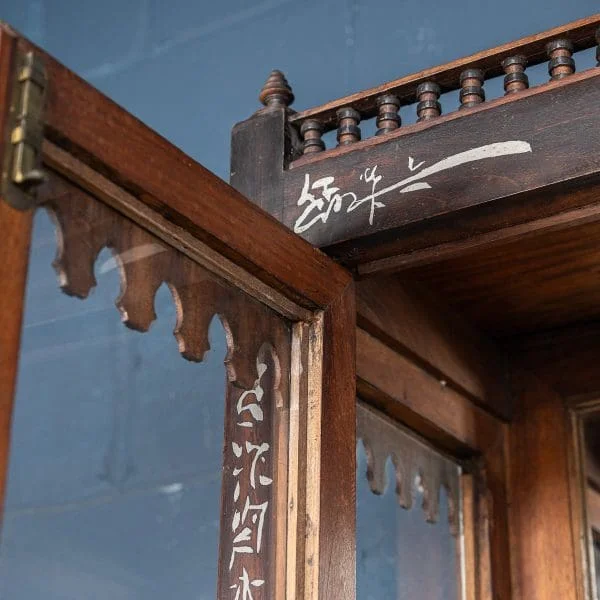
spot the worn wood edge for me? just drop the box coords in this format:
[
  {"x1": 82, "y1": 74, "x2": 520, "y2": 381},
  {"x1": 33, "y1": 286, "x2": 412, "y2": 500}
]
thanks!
[
  {"x1": 460, "y1": 464, "x2": 495, "y2": 600},
  {"x1": 318, "y1": 284, "x2": 356, "y2": 599},
  {"x1": 359, "y1": 184, "x2": 600, "y2": 276},
  {"x1": 461, "y1": 467, "x2": 494, "y2": 600},
  {"x1": 286, "y1": 322, "x2": 306, "y2": 600},
  {"x1": 303, "y1": 313, "x2": 324, "y2": 600},
  {"x1": 42, "y1": 141, "x2": 313, "y2": 322},
  {"x1": 274, "y1": 353, "x2": 290, "y2": 600},
  {"x1": 14, "y1": 30, "x2": 350, "y2": 311},
  {"x1": 566, "y1": 408, "x2": 593, "y2": 600},
  {"x1": 461, "y1": 473, "x2": 476, "y2": 600},
  {"x1": 289, "y1": 14, "x2": 600, "y2": 129},
  {"x1": 290, "y1": 67, "x2": 600, "y2": 169},
  {"x1": 473, "y1": 463, "x2": 494, "y2": 600}
]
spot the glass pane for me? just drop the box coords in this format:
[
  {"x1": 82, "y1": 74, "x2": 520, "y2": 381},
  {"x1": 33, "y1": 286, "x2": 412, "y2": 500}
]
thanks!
[
  {"x1": 0, "y1": 209, "x2": 227, "y2": 599},
  {"x1": 357, "y1": 409, "x2": 461, "y2": 600}
]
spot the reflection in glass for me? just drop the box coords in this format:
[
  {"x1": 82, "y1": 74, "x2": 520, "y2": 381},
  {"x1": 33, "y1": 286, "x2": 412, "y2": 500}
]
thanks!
[
  {"x1": 356, "y1": 440, "x2": 460, "y2": 600},
  {"x1": 0, "y1": 210, "x2": 227, "y2": 599}
]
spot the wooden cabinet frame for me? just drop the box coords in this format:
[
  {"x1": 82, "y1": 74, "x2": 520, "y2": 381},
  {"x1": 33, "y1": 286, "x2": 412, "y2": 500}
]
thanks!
[
  {"x1": 229, "y1": 14, "x2": 600, "y2": 600},
  {"x1": 2, "y1": 13, "x2": 600, "y2": 600},
  {"x1": 0, "y1": 24, "x2": 355, "y2": 599}
]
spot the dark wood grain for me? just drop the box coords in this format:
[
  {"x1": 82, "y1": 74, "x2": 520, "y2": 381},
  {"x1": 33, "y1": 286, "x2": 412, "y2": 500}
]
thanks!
[
  {"x1": 357, "y1": 276, "x2": 511, "y2": 419},
  {"x1": 283, "y1": 70, "x2": 600, "y2": 253},
  {"x1": 230, "y1": 109, "x2": 288, "y2": 221},
  {"x1": 289, "y1": 14, "x2": 600, "y2": 130},
  {"x1": 509, "y1": 321, "x2": 600, "y2": 400},
  {"x1": 507, "y1": 372, "x2": 579, "y2": 600},
  {"x1": 6, "y1": 24, "x2": 350, "y2": 313},
  {"x1": 358, "y1": 177, "x2": 600, "y2": 276},
  {"x1": 407, "y1": 217, "x2": 600, "y2": 337}
]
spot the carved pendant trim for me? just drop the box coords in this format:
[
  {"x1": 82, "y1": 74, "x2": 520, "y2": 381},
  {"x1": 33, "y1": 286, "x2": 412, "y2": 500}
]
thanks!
[
  {"x1": 35, "y1": 170, "x2": 292, "y2": 598},
  {"x1": 39, "y1": 172, "x2": 290, "y2": 390},
  {"x1": 357, "y1": 401, "x2": 461, "y2": 536}
]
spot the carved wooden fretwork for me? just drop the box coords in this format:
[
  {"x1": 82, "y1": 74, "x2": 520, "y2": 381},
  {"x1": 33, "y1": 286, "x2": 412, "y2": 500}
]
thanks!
[
  {"x1": 357, "y1": 401, "x2": 460, "y2": 535},
  {"x1": 37, "y1": 170, "x2": 290, "y2": 598},
  {"x1": 38, "y1": 172, "x2": 290, "y2": 390}
]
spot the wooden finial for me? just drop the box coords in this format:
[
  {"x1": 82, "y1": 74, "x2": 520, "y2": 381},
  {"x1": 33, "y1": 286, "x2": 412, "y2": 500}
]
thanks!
[
  {"x1": 301, "y1": 119, "x2": 325, "y2": 154},
  {"x1": 501, "y1": 55, "x2": 529, "y2": 94},
  {"x1": 416, "y1": 82, "x2": 441, "y2": 121},
  {"x1": 459, "y1": 69, "x2": 485, "y2": 110},
  {"x1": 376, "y1": 94, "x2": 401, "y2": 135},
  {"x1": 259, "y1": 70, "x2": 294, "y2": 109},
  {"x1": 546, "y1": 39, "x2": 575, "y2": 80},
  {"x1": 336, "y1": 107, "x2": 361, "y2": 146}
]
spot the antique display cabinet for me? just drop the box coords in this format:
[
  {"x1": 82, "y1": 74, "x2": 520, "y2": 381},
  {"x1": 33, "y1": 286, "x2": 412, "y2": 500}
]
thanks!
[{"x1": 2, "y1": 12, "x2": 600, "y2": 600}]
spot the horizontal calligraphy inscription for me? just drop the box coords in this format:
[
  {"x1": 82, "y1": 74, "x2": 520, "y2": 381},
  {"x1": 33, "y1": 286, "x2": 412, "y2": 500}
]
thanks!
[{"x1": 293, "y1": 141, "x2": 533, "y2": 234}]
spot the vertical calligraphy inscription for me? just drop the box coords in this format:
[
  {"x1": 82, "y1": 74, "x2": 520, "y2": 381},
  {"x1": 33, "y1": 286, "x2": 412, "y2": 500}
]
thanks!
[{"x1": 219, "y1": 344, "x2": 282, "y2": 600}]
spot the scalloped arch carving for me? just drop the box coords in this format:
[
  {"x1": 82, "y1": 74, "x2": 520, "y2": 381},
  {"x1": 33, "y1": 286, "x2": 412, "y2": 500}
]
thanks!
[
  {"x1": 39, "y1": 173, "x2": 289, "y2": 390},
  {"x1": 357, "y1": 402, "x2": 460, "y2": 536}
]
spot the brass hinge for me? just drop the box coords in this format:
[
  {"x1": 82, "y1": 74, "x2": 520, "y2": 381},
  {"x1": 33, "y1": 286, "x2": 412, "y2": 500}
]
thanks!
[{"x1": 1, "y1": 50, "x2": 47, "y2": 211}]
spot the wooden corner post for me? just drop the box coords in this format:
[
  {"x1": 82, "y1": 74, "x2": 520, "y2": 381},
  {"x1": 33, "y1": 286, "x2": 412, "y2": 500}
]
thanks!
[
  {"x1": 231, "y1": 74, "x2": 357, "y2": 599},
  {"x1": 230, "y1": 70, "x2": 300, "y2": 220}
]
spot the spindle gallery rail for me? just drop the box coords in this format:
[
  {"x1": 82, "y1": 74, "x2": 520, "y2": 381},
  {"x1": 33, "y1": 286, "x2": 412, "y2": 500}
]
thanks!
[
  {"x1": 273, "y1": 15, "x2": 600, "y2": 159},
  {"x1": 231, "y1": 14, "x2": 600, "y2": 275}
]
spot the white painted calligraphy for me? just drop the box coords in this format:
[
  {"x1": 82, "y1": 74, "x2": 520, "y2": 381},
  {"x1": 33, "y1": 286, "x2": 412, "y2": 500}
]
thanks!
[
  {"x1": 293, "y1": 140, "x2": 533, "y2": 233},
  {"x1": 230, "y1": 568, "x2": 265, "y2": 600},
  {"x1": 294, "y1": 173, "x2": 358, "y2": 233},
  {"x1": 229, "y1": 360, "x2": 273, "y2": 598}
]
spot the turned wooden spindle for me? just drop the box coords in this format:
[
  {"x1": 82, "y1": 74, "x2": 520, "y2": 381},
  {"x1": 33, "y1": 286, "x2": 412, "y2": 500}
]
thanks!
[
  {"x1": 416, "y1": 82, "x2": 441, "y2": 121},
  {"x1": 459, "y1": 68, "x2": 485, "y2": 109},
  {"x1": 336, "y1": 107, "x2": 361, "y2": 145},
  {"x1": 258, "y1": 69, "x2": 294, "y2": 109},
  {"x1": 300, "y1": 119, "x2": 325, "y2": 154},
  {"x1": 596, "y1": 27, "x2": 600, "y2": 66},
  {"x1": 375, "y1": 94, "x2": 401, "y2": 135},
  {"x1": 501, "y1": 55, "x2": 529, "y2": 94},
  {"x1": 546, "y1": 39, "x2": 575, "y2": 80}
]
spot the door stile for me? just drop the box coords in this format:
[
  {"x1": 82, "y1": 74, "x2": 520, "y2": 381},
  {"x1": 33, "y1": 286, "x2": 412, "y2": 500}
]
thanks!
[{"x1": 0, "y1": 23, "x2": 33, "y2": 518}]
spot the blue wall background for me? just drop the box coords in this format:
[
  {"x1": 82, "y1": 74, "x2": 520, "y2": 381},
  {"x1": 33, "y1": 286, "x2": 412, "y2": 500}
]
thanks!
[
  {"x1": 2, "y1": 1, "x2": 598, "y2": 179},
  {"x1": 1, "y1": 2, "x2": 599, "y2": 598}
]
